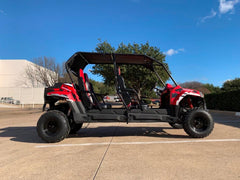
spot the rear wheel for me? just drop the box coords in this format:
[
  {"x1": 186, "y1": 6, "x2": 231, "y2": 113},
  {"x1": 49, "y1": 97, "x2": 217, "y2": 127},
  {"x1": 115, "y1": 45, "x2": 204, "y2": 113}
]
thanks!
[
  {"x1": 37, "y1": 110, "x2": 70, "y2": 143},
  {"x1": 183, "y1": 110, "x2": 214, "y2": 138}
]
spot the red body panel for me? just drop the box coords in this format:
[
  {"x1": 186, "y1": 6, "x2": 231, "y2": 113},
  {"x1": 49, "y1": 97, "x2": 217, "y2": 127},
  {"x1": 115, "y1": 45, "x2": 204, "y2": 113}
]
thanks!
[
  {"x1": 47, "y1": 83, "x2": 80, "y2": 102},
  {"x1": 46, "y1": 83, "x2": 202, "y2": 107},
  {"x1": 161, "y1": 84, "x2": 203, "y2": 106}
]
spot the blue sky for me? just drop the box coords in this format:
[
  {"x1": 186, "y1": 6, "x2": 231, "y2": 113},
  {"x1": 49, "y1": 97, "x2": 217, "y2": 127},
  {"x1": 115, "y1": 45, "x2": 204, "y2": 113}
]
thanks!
[{"x1": 0, "y1": 0, "x2": 239, "y2": 87}]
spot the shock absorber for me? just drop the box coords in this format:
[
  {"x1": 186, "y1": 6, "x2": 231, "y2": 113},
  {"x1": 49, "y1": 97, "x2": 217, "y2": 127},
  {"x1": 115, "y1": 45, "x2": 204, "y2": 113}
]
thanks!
[{"x1": 187, "y1": 97, "x2": 194, "y2": 109}]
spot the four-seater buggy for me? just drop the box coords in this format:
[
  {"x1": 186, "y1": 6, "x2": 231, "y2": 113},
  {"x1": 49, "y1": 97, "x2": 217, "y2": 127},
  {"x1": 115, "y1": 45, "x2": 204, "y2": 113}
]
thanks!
[{"x1": 37, "y1": 52, "x2": 214, "y2": 143}]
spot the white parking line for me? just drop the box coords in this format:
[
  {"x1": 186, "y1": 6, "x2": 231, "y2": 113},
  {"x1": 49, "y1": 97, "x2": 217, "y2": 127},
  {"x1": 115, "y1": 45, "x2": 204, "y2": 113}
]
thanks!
[
  {"x1": 236, "y1": 112, "x2": 240, "y2": 116},
  {"x1": 35, "y1": 139, "x2": 240, "y2": 148},
  {"x1": 0, "y1": 104, "x2": 19, "y2": 108}
]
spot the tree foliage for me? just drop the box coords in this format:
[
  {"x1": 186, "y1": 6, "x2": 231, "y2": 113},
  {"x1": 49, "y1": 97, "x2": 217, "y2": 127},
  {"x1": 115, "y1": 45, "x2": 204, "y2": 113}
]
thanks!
[
  {"x1": 89, "y1": 79, "x2": 115, "y2": 95},
  {"x1": 179, "y1": 81, "x2": 223, "y2": 94},
  {"x1": 222, "y1": 78, "x2": 240, "y2": 91},
  {"x1": 205, "y1": 90, "x2": 240, "y2": 111},
  {"x1": 92, "y1": 41, "x2": 169, "y2": 96},
  {"x1": 203, "y1": 83, "x2": 221, "y2": 94},
  {"x1": 180, "y1": 81, "x2": 204, "y2": 90},
  {"x1": 179, "y1": 81, "x2": 210, "y2": 94},
  {"x1": 204, "y1": 78, "x2": 240, "y2": 111}
]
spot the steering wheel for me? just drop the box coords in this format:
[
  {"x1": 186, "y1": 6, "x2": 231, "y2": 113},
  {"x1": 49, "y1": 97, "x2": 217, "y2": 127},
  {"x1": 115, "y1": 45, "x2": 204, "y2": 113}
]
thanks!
[
  {"x1": 151, "y1": 83, "x2": 165, "y2": 96},
  {"x1": 156, "y1": 87, "x2": 164, "y2": 96},
  {"x1": 150, "y1": 82, "x2": 157, "y2": 91}
]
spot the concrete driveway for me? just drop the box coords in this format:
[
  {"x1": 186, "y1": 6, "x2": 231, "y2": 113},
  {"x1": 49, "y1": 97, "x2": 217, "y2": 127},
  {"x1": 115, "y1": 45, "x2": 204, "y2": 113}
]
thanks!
[{"x1": 0, "y1": 108, "x2": 239, "y2": 180}]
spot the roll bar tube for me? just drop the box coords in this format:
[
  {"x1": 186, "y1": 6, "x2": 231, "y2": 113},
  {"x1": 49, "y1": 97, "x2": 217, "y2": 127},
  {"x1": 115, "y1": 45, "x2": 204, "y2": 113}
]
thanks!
[
  {"x1": 111, "y1": 54, "x2": 130, "y2": 111},
  {"x1": 65, "y1": 65, "x2": 74, "y2": 84},
  {"x1": 152, "y1": 60, "x2": 178, "y2": 86},
  {"x1": 153, "y1": 67, "x2": 165, "y2": 87}
]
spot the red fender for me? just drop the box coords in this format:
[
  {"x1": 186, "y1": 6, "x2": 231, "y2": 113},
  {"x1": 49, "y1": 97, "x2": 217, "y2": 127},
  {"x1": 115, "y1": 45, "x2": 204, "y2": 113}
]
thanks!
[
  {"x1": 47, "y1": 83, "x2": 80, "y2": 102},
  {"x1": 162, "y1": 84, "x2": 203, "y2": 106}
]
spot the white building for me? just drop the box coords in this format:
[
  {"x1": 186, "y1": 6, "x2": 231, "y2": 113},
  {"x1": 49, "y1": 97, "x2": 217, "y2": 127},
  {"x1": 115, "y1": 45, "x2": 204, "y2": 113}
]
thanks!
[
  {"x1": 0, "y1": 60, "x2": 51, "y2": 104},
  {"x1": 0, "y1": 60, "x2": 46, "y2": 88}
]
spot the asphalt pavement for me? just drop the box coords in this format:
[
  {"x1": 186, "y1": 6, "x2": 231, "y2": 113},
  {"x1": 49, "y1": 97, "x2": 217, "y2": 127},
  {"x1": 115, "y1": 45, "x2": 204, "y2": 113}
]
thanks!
[{"x1": 0, "y1": 108, "x2": 239, "y2": 180}]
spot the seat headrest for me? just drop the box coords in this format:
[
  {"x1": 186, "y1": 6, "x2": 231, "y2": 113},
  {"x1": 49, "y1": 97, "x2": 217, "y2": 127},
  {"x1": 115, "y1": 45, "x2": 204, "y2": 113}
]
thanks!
[
  {"x1": 84, "y1": 73, "x2": 89, "y2": 82},
  {"x1": 118, "y1": 67, "x2": 121, "y2": 75},
  {"x1": 79, "y1": 69, "x2": 85, "y2": 83}
]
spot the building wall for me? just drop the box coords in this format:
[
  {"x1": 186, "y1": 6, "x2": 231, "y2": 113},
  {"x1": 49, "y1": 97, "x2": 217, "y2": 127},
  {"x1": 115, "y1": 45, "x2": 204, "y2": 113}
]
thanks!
[
  {"x1": 0, "y1": 60, "x2": 46, "y2": 88},
  {"x1": 0, "y1": 60, "x2": 28, "y2": 87},
  {"x1": 0, "y1": 60, "x2": 46, "y2": 104},
  {"x1": 0, "y1": 87, "x2": 44, "y2": 104}
]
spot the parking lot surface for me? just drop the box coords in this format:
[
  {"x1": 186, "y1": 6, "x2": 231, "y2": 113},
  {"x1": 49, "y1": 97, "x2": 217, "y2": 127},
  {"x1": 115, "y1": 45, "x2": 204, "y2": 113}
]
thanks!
[{"x1": 0, "y1": 108, "x2": 239, "y2": 180}]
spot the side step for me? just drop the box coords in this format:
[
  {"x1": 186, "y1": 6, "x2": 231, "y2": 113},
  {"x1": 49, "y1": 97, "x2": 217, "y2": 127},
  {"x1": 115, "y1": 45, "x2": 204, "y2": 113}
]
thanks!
[
  {"x1": 88, "y1": 114, "x2": 126, "y2": 121},
  {"x1": 128, "y1": 113, "x2": 171, "y2": 122},
  {"x1": 87, "y1": 112, "x2": 172, "y2": 123}
]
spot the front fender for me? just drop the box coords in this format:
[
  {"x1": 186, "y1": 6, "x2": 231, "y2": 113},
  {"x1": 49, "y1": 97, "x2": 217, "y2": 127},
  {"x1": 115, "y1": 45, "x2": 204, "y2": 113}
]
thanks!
[{"x1": 170, "y1": 86, "x2": 204, "y2": 106}]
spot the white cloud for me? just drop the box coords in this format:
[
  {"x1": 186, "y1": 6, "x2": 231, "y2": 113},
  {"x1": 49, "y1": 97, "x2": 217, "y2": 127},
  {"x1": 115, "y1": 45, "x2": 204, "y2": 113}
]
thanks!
[
  {"x1": 200, "y1": 9, "x2": 217, "y2": 23},
  {"x1": 198, "y1": 0, "x2": 239, "y2": 24},
  {"x1": 164, "y1": 48, "x2": 185, "y2": 56},
  {"x1": 219, "y1": 0, "x2": 239, "y2": 14},
  {"x1": 0, "y1": 9, "x2": 7, "y2": 15}
]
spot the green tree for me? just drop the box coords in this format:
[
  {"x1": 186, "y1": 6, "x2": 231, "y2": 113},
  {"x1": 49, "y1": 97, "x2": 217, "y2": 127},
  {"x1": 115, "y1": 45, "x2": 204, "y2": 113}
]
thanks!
[
  {"x1": 180, "y1": 81, "x2": 211, "y2": 94},
  {"x1": 222, "y1": 78, "x2": 240, "y2": 91},
  {"x1": 89, "y1": 79, "x2": 115, "y2": 95},
  {"x1": 203, "y1": 83, "x2": 221, "y2": 94},
  {"x1": 95, "y1": 39, "x2": 115, "y2": 53},
  {"x1": 92, "y1": 41, "x2": 169, "y2": 97}
]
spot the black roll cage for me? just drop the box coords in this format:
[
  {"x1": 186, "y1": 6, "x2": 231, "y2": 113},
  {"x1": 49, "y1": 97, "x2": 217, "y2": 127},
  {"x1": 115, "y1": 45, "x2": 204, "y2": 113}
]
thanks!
[{"x1": 65, "y1": 52, "x2": 178, "y2": 90}]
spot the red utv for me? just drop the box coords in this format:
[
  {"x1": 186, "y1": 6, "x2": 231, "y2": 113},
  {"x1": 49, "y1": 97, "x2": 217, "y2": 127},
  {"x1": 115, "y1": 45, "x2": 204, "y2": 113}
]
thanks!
[{"x1": 37, "y1": 52, "x2": 214, "y2": 143}]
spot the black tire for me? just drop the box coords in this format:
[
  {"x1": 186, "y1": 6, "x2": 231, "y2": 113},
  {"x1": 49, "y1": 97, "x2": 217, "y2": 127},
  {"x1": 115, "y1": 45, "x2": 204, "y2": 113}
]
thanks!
[
  {"x1": 183, "y1": 110, "x2": 214, "y2": 138},
  {"x1": 37, "y1": 110, "x2": 70, "y2": 143},
  {"x1": 69, "y1": 122, "x2": 83, "y2": 134},
  {"x1": 169, "y1": 122, "x2": 183, "y2": 129}
]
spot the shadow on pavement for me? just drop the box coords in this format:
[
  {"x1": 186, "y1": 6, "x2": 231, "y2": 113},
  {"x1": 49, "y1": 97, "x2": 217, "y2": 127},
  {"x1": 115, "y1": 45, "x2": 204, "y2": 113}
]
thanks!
[
  {"x1": 0, "y1": 126, "x2": 43, "y2": 143},
  {"x1": 210, "y1": 112, "x2": 240, "y2": 129},
  {"x1": 69, "y1": 126, "x2": 189, "y2": 139},
  {"x1": 0, "y1": 125, "x2": 189, "y2": 143}
]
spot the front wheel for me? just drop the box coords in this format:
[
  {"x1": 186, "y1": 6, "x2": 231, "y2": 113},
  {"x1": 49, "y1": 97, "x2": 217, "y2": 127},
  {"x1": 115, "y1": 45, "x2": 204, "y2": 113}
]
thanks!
[{"x1": 183, "y1": 110, "x2": 214, "y2": 138}]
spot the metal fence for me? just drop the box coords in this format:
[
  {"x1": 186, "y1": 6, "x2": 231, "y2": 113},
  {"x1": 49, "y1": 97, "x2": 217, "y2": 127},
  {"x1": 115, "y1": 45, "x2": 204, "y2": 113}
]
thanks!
[{"x1": 0, "y1": 87, "x2": 44, "y2": 105}]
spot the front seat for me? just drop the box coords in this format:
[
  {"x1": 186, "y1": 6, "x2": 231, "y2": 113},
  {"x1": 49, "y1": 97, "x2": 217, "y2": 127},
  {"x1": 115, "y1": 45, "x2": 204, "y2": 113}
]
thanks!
[
  {"x1": 116, "y1": 67, "x2": 141, "y2": 109},
  {"x1": 77, "y1": 69, "x2": 92, "y2": 110},
  {"x1": 84, "y1": 73, "x2": 111, "y2": 109}
]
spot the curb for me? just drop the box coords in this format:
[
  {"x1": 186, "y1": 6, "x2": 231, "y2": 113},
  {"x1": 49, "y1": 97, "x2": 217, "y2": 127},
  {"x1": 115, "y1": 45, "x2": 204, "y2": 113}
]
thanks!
[{"x1": 209, "y1": 110, "x2": 240, "y2": 116}]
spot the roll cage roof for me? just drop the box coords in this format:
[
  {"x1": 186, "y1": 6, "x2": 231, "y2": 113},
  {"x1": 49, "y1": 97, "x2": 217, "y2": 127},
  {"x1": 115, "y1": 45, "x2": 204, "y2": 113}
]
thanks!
[
  {"x1": 65, "y1": 52, "x2": 177, "y2": 86},
  {"x1": 65, "y1": 52, "x2": 162, "y2": 75}
]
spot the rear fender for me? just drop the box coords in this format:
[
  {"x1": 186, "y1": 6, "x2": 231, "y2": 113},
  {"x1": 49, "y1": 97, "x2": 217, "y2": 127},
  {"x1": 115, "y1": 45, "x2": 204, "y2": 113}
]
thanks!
[
  {"x1": 45, "y1": 83, "x2": 80, "y2": 102},
  {"x1": 44, "y1": 83, "x2": 87, "y2": 123}
]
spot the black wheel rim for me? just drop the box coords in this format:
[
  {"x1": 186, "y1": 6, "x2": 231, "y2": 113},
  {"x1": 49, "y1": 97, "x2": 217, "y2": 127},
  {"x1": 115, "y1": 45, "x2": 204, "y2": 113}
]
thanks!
[
  {"x1": 190, "y1": 116, "x2": 209, "y2": 132},
  {"x1": 44, "y1": 119, "x2": 59, "y2": 136}
]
